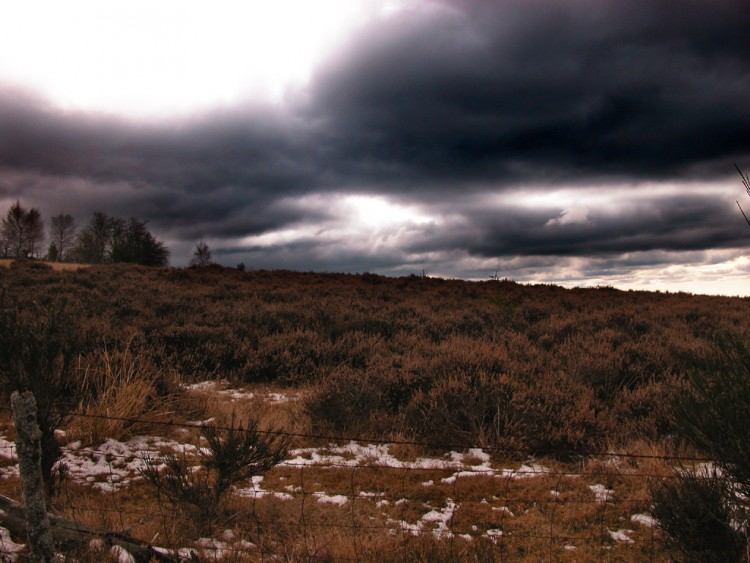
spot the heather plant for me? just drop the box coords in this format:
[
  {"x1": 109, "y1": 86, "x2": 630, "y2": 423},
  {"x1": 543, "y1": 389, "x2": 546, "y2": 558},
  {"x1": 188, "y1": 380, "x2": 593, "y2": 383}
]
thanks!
[
  {"x1": 650, "y1": 467, "x2": 745, "y2": 563},
  {"x1": 650, "y1": 336, "x2": 750, "y2": 560},
  {"x1": 140, "y1": 414, "x2": 289, "y2": 531},
  {"x1": 1, "y1": 262, "x2": 750, "y2": 453}
]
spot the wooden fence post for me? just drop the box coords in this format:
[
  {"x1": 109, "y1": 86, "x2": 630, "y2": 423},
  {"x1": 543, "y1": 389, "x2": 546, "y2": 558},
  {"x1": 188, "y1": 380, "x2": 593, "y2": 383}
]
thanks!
[{"x1": 11, "y1": 390, "x2": 55, "y2": 562}]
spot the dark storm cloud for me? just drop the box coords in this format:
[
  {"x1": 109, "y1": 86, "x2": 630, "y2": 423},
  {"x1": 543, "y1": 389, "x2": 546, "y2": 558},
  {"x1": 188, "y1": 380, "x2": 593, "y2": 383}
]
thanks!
[
  {"x1": 0, "y1": 88, "x2": 324, "y2": 236},
  {"x1": 306, "y1": 0, "x2": 750, "y2": 188},
  {"x1": 0, "y1": 0, "x2": 749, "y2": 275}
]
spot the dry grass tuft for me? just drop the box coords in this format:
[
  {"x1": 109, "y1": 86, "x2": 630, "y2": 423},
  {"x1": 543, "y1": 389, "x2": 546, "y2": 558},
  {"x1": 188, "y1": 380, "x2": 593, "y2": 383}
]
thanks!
[{"x1": 69, "y1": 338, "x2": 190, "y2": 445}]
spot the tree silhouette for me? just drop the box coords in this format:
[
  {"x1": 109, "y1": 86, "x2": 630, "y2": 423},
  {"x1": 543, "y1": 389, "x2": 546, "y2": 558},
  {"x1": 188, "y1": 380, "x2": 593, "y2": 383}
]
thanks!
[
  {"x1": 110, "y1": 217, "x2": 170, "y2": 267},
  {"x1": 1, "y1": 201, "x2": 44, "y2": 258},
  {"x1": 72, "y1": 212, "x2": 169, "y2": 266},
  {"x1": 191, "y1": 241, "x2": 212, "y2": 266},
  {"x1": 49, "y1": 214, "x2": 76, "y2": 262}
]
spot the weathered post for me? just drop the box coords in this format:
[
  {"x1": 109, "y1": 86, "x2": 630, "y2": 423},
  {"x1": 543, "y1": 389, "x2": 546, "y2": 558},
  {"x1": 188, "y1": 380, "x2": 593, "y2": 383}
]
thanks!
[{"x1": 10, "y1": 391, "x2": 55, "y2": 562}]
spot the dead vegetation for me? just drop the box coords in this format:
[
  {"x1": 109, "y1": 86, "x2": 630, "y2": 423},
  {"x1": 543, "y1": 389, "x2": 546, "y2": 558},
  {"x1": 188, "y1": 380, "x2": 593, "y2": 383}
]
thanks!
[{"x1": 0, "y1": 261, "x2": 748, "y2": 559}]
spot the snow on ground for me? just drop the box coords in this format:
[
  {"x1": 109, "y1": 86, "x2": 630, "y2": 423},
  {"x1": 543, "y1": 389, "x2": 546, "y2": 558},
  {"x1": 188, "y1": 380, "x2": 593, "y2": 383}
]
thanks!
[
  {"x1": 185, "y1": 380, "x2": 256, "y2": 401},
  {"x1": 609, "y1": 529, "x2": 635, "y2": 543},
  {"x1": 0, "y1": 527, "x2": 24, "y2": 560},
  {"x1": 631, "y1": 513, "x2": 657, "y2": 527},
  {"x1": 151, "y1": 530, "x2": 256, "y2": 561},
  {"x1": 285, "y1": 442, "x2": 548, "y2": 481},
  {"x1": 56, "y1": 436, "x2": 202, "y2": 492},
  {"x1": 184, "y1": 380, "x2": 301, "y2": 403},
  {"x1": 389, "y1": 499, "x2": 460, "y2": 539},
  {"x1": 314, "y1": 493, "x2": 349, "y2": 506},
  {"x1": 0, "y1": 435, "x2": 16, "y2": 462},
  {"x1": 589, "y1": 484, "x2": 615, "y2": 504},
  {"x1": 233, "y1": 475, "x2": 295, "y2": 501}
]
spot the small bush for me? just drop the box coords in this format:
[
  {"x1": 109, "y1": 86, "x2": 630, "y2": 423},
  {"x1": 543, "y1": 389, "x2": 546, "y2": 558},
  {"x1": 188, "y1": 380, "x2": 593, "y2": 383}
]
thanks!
[
  {"x1": 650, "y1": 336, "x2": 750, "y2": 560},
  {"x1": 650, "y1": 467, "x2": 745, "y2": 563},
  {"x1": 406, "y1": 370, "x2": 604, "y2": 456},
  {"x1": 305, "y1": 367, "x2": 394, "y2": 436},
  {"x1": 140, "y1": 414, "x2": 289, "y2": 531}
]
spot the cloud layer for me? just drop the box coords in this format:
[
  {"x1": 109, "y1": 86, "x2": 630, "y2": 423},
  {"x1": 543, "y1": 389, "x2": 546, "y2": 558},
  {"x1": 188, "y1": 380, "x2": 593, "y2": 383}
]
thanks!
[{"x1": 1, "y1": 0, "x2": 749, "y2": 293}]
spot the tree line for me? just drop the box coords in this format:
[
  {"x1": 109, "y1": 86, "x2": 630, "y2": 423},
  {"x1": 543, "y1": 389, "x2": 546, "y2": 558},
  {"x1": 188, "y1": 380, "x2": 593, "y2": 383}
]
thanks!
[{"x1": 0, "y1": 201, "x2": 170, "y2": 267}]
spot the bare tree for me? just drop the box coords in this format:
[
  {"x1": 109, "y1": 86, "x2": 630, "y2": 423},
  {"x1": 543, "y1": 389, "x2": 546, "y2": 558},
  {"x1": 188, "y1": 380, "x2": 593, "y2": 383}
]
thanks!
[
  {"x1": 25, "y1": 208, "x2": 44, "y2": 258},
  {"x1": 191, "y1": 241, "x2": 212, "y2": 266},
  {"x1": 1, "y1": 201, "x2": 44, "y2": 258},
  {"x1": 49, "y1": 214, "x2": 76, "y2": 262},
  {"x1": 2, "y1": 201, "x2": 27, "y2": 258},
  {"x1": 71, "y1": 212, "x2": 115, "y2": 264}
]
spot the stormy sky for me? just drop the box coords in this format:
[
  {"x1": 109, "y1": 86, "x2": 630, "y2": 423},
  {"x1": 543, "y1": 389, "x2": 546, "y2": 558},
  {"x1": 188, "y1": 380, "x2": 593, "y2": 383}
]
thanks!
[{"x1": 1, "y1": 0, "x2": 749, "y2": 294}]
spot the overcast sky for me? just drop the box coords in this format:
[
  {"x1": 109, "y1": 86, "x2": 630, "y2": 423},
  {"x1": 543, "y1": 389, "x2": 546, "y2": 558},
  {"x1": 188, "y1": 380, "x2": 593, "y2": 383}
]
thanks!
[{"x1": 1, "y1": 0, "x2": 749, "y2": 294}]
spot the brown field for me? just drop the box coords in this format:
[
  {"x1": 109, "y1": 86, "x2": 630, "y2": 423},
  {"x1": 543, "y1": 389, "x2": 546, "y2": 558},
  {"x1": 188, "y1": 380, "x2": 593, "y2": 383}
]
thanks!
[
  {"x1": 0, "y1": 261, "x2": 747, "y2": 559},
  {"x1": 0, "y1": 258, "x2": 89, "y2": 271}
]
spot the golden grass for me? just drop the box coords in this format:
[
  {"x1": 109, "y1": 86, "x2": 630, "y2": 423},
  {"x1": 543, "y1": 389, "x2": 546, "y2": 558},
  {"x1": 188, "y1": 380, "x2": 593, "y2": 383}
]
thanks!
[{"x1": 68, "y1": 339, "x2": 200, "y2": 446}]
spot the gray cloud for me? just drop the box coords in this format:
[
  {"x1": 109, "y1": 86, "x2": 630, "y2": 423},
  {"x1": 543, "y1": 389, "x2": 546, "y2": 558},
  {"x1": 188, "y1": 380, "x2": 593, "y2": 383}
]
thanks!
[
  {"x1": 306, "y1": 0, "x2": 750, "y2": 188},
  {"x1": 0, "y1": 0, "x2": 748, "y2": 290}
]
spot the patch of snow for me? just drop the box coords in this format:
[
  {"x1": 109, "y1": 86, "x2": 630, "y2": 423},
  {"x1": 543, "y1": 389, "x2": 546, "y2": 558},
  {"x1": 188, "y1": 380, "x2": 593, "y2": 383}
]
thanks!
[
  {"x1": 589, "y1": 484, "x2": 614, "y2": 504},
  {"x1": 0, "y1": 466, "x2": 19, "y2": 479},
  {"x1": 0, "y1": 436, "x2": 16, "y2": 462},
  {"x1": 609, "y1": 529, "x2": 635, "y2": 543},
  {"x1": 492, "y1": 506, "x2": 514, "y2": 517},
  {"x1": 0, "y1": 526, "x2": 24, "y2": 559},
  {"x1": 184, "y1": 380, "x2": 229, "y2": 392},
  {"x1": 314, "y1": 493, "x2": 349, "y2": 506},
  {"x1": 49, "y1": 436, "x2": 202, "y2": 492},
  {"x1": 394, "y1": 499, "x2": 459, "y2": 539},
  {"x1": 233, "y1": 475, "x2": 293, "y2": 501},
  {"x1": 195, "y1": 537, "x2": 232, "y2": 558},
  {"x1": 564, "y1": 545, "x2": 577, "y2": 551},
  {"x1": 631, "y1": 513, "x2": 656, "y2": 528},
  {"x1": 470, "y1": 448, "x2": 490, "y2": 462},
  {"x1": 266, "y1": 392, "x2": 301, "y2": 404},
  {"x1": 285, "y1": 443, "x2": 543, "y2": 479},
  {"x1": 110, "y1": 545, "x2": 136, "y2": 563},
  {"x1": 185, "y1": 417, "x2": 215, "y2": 427},
  {"x1": 184, "y1": 380, "x2": 255, "y2": 401},
  {"x1": 486, "y1": 529, "x2": 504, "y2": 543}
]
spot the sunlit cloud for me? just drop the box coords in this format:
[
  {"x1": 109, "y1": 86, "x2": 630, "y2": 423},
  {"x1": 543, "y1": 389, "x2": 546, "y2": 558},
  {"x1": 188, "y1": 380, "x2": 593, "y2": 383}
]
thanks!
[{"x1": 0, "y1": 0, "x2": 400, "y2": 117}]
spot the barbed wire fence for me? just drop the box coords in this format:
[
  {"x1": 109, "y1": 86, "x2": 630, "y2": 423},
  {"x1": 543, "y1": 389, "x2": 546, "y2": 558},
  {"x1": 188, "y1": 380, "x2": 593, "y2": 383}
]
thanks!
[{"x1": 0, "y1": 408, "x2": 714, "y2": 561}]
